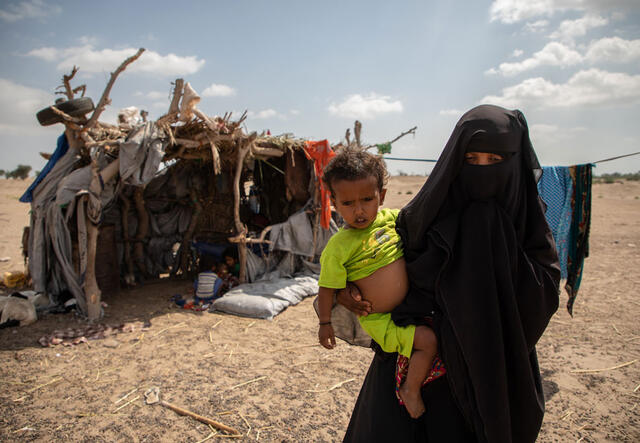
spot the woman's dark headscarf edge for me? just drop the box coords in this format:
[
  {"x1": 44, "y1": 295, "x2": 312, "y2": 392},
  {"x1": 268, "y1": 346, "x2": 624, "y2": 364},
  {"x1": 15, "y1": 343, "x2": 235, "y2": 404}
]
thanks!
[{"x1": 396, "y1": 104, "x2": 543, "y2": 256}]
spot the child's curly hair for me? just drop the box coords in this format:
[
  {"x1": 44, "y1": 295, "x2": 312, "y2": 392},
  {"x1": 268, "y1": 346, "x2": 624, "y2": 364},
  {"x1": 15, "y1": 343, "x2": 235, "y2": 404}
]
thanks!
[{"x1": 322, "y1": 148, "x2": 389, "y2": 196}]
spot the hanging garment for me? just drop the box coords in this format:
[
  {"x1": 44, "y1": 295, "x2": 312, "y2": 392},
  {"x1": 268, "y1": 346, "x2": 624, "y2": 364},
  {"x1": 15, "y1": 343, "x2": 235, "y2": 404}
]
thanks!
[
  {"x1": 20, "y1": 133, "x2": 69, "y2": 203},
  {"x1": 303, "y1": 140, "x2": 336, "y2": 230},
  {"x1": 537, "y1": 166, "x2": 573, "y2": 279},
  {"x1": 566, "y1": 164, "x2": 592, "y2": 315}
]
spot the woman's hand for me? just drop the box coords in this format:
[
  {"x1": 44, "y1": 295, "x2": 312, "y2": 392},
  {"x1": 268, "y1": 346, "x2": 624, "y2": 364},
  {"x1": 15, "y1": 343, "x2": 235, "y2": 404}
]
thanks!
[
  {"x1": 336, "y1": 283, "x2": 372, "y2": 317},
  {"x1": 319, "y1": 324, "x2": 336, "y2": 349}
]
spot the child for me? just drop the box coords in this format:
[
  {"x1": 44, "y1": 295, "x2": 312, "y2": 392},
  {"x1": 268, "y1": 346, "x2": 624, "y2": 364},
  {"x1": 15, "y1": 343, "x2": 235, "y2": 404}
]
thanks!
[
  {"x1": 222, "y1": 247, "x2": 240, "y2": 277},
  {"x1": 216, "y1": 262, "x2": 239, "y2": 294},
  {"x1": 193, "y1": 255, "x2": 224, "y2": 306},
  {"x1": 316, "y1": 149, "x2": 437, "y2": 418}
]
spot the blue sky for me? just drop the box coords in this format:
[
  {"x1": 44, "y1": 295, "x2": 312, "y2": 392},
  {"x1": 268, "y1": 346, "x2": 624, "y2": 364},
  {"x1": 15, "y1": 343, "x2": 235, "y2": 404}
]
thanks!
[{"x1": 1, "y1": 0, "x2": 639, "y2": 175}]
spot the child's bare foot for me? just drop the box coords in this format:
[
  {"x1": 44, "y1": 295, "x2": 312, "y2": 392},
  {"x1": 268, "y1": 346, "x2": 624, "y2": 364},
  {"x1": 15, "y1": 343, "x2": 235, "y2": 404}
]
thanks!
[{"x1": 399, "y1": 384, "x2": 426, "y2": 418}]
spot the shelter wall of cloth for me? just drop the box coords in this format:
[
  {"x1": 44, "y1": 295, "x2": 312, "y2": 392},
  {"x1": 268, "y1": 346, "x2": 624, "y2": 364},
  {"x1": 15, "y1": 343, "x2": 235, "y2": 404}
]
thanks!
[{"x1": 22, "y1": 124, "x2": 320, "y2": 318}]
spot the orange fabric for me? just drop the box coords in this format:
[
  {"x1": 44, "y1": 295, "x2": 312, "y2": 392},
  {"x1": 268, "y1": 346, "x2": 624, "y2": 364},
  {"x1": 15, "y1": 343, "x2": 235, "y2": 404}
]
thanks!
[{"x1": 303, "y1": 140, "x2": 336, "y2": 230}]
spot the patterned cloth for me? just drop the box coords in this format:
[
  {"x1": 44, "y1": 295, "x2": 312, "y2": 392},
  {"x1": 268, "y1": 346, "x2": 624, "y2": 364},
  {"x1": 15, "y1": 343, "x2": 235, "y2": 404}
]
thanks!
[
  {"x1": 395, "y1": 354, "x2": 446, "y2": 404},
  {"x1": 537, "y1": 166, "x2": 573, "y2": 279},
  {"x1": 566, "y1": 164, "x2": 592, "y2": 315},
  {"x1": 303, "y1": 140, "x2": 336, "y2": 230}
]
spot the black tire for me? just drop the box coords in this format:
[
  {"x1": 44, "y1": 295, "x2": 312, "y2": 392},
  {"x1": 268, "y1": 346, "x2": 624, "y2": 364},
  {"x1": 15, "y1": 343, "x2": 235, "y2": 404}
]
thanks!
[{"x1": 36, "y1": 97, "x2": 95, "y2": 126}]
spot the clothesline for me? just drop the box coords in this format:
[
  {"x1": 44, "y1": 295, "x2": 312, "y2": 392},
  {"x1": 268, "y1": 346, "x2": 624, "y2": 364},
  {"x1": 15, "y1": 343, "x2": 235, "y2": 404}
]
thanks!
[
  {"x1": 592, "y1": 150, "x2": 640, "y2": 164},
  {"x1": 382, "y1": 150, "x2": 640, "y2": 166}
]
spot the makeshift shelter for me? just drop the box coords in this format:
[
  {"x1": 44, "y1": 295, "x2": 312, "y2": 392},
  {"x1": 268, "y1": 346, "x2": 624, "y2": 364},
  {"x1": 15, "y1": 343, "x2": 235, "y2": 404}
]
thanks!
[{"x1": 21, "y1": 49, "x2": 338, "y2": 321}]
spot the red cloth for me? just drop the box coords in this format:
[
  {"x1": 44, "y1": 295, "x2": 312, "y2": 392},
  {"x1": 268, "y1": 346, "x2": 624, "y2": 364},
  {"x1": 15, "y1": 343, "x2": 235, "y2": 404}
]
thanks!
[{"x1": 303, "y1": 140, "x2": 336, "y2": 230}]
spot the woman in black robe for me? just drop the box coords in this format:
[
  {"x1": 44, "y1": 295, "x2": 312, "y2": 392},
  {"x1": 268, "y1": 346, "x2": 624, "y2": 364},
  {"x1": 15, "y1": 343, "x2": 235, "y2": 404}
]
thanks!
[{"x1": 339, "y1": 105, "x2": 561, "y2": 442}]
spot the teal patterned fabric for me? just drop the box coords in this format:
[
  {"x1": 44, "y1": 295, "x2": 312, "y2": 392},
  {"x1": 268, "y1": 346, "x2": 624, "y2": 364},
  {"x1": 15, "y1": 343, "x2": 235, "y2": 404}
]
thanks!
[{"x1": 537, "y1": 166, "x2": 573, "y2": 279}]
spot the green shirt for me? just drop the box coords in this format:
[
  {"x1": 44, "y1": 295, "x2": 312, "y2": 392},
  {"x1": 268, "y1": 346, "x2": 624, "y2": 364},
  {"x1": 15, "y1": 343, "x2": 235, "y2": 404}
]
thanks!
[{"x1": 318, "y1": 208, "x2": 403, "y2": 289}]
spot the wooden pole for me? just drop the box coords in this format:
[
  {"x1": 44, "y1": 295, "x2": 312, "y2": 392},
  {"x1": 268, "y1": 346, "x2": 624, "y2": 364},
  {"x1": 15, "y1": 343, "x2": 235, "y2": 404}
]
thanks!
[
  {"x1": 85, "y1": 158, "x2": 120, "y2": 321},
  {"x1": 231, "y1": 135, "x2": 255, "y2": 283}
]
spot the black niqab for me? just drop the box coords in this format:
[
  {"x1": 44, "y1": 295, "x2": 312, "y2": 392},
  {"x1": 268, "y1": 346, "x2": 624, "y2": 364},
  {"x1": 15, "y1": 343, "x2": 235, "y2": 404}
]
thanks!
[
  {"x1": 343, "y1": 105, "x2": 560, "y2": 443},
  {"x1": 396, "y1": 105, "x2": 560, "y2": 442}
]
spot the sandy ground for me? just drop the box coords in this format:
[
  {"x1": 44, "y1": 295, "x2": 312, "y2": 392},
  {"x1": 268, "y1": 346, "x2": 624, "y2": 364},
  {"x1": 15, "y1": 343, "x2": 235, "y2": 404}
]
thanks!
[{"x1": 0, "y1": 176, "x2": 639, "y2": 442}]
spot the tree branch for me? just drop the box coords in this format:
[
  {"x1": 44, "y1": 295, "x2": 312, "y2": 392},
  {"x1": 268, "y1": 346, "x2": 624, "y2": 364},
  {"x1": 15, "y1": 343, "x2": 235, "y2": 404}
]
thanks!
[
  {"x1": 85, "y1": 48, "x2": 145, "y2": 129},
  {"x1": 61, "y1": 66, "x2": 79, "y2": 100},
  {"x1": 388, "y1": 126, "x2": 417, "y2": 144}
]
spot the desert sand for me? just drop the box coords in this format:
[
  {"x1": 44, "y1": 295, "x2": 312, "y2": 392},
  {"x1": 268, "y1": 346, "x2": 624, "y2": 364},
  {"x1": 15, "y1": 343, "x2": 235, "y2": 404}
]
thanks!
[{"x1": 0, "y1": 176, "x2": 639, "y2": 442}]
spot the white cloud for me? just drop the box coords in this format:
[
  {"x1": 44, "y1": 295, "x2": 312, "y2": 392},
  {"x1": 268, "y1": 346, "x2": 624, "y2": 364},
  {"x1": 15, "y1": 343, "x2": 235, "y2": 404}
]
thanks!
[
  {"x1": 0, "y1": 78, "x2": 54, "y2": 135},
  {"x1": 482, "y1": 69, "x2": 640, "y2": 108},
  {"x1": 0, "y1": 0, "x2": 61, "y2": 22},
  {"x1": 549, "y1": 14, "x2": 608, "y2": 42},
  {"x1": 27, "y1": 45, "x2": 205, "y2": 76},
  {"x1": 290, "y1": 109, "x2": 300, "y2": 116},
  {"x1": 247, "y1": 109, "x2": 283, "y2": 120},
  {"x1": 488, "y1": 37, "x2": 640, "y2": 76},
  {"x1": 523, "y1": 20, "x2": 549, "y2": 33},
  {"x1": 585, "y1": 37, "x2": 640, "y2": 64},
  {"x1": 202, "y1": 83, "x2": 236, "y2": 97},
  {"x1": 439, "y1": 109, "x2": 462, "y2": 116},
  {"x1": 489, "y1": 0, "x2": 638, "y2": 24},
  {"x1": 328, "y1": 93, "x2": 403, "y2": 119},
  {"x1": 487, "y1": 42, "x2": 582, "y2": 76},
  {"x1": 512, "y1": 49, "x2": 524, "y2": 57},
  {"x1": 135, "y1": 90, "x2": 168, "y2": 100}
]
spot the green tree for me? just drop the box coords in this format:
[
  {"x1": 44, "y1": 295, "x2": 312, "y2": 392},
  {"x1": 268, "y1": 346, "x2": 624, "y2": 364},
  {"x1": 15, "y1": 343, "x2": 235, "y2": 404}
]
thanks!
[{"x1": 6, "y1": 164, "x2": 32, "y2": 180}]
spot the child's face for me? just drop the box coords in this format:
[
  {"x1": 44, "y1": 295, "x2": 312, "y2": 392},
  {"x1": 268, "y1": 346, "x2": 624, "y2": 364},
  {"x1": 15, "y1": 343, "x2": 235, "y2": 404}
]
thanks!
[
  {"x1": 224, "y1": 256, "x2": 235, "y2": 267},
  {"x1": 217, "y1": 263, "x2": 228, "y2": 276},
  {"x1": 330, "y1": 176, "x2": 386, "y2": 229}
]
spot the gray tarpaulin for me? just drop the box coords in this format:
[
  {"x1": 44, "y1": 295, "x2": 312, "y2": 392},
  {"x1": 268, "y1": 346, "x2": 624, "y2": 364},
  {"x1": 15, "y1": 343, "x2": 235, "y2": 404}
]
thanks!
[
  {"x1": 268, "y1": 208, "x2": 336, "y2": 257},
  {"x1": 119, "y1": 122, "x2": 168, "y2": 186},
  {"x1": 27, "y1": 123, "x2": 168, "y2": 317}
]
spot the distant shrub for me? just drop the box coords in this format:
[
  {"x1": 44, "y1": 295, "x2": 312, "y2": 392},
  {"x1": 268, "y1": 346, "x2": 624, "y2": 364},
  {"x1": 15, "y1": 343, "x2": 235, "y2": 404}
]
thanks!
[
  {"x1": 5, "y1": 164, "x2": 32, "y2": 180},
  {"x1": 0, "y1": 169, "x2": 5, "y2": 177},
  {"x1": 594, "y1": 171, "x2": 640, "y2": 184},
  {"x1": 397, "y1": 170, "x2": 408, "y2": 176}
]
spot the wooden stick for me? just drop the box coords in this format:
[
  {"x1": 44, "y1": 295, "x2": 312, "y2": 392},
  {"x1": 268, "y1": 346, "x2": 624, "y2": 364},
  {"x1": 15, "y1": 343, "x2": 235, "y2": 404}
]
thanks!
[
  {"x1": 304, "y1": 378, "x2": 355, "y2": 393},
  {"x1": 169, "y1": 79, "x2": 184, "y2": 114},
  {"x1": 152, "y1": 322, "x2": 186, "y2": 337},
  {"x1": 570, "y1": 359, "x2": 637, "y2": 374},
  {"x1": 230, "y1": 376, "x2": 267, "y2": 390},
  {"x1": 112, "y1": 395, "x2": 140, "y2": 412},
  {"x1": 115, "y1": 388, "x2": 138, "y2": 404},
  {"x1": 232, "y1": 136, "x2": 253, "y2": 283},
  {"x1": 388, "y1": 126, "x2": 417, "y2": 144},
  {"x1": 159, "y1": 400, "x2": 240, "y2": 435},
  {"x1": 62, "y1": 66, "x2": 79, "y2": 100},
  {"x1": 86, "y1": 48, "x2": 145, "y2": 128},
  {"x1": 207, "y1": 135, "x2": 221, "y2": 175},
  {"x1": 195, "y1": 431, "x2": 217, "y2": 443},
  {"x1": 49, "y1": 105, "x2": 84, "y2": 125}
]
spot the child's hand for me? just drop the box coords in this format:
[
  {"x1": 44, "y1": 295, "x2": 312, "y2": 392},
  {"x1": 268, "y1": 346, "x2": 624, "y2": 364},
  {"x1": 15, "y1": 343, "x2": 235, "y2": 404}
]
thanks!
[{"x1": 318, "y1": 324, "x2": 336, "y2": 349}]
